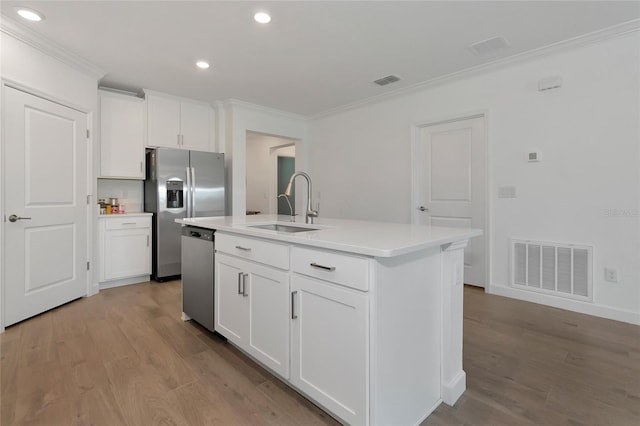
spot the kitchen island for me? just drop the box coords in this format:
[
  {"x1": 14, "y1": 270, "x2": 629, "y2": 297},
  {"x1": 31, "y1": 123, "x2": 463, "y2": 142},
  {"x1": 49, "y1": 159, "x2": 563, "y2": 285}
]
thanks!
[{"x1": 176, "y1": 215, "x2": 481, "y2": 425}]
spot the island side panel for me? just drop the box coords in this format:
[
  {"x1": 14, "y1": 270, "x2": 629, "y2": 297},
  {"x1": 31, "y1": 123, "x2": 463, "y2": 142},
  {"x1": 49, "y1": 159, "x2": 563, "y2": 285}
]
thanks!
[
  {"x1": 440, "y1": 239, "x2": 469, "y2": 405},
  {"x1": 370, "y1": 246, "x2": 442, "y2": 426}
]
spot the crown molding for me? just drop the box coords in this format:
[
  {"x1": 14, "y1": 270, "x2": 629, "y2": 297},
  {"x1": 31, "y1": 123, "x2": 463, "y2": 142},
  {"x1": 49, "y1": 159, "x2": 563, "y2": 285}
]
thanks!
[
  {"x1": 224, "y1": 98, "x2": 308, "y2": 122},
  {"x1": 312, "y1": 19, "x2": 640, "y2": 120},
  {"x1": 0, "y1": 14, "x2": 106, "y2": 80}
]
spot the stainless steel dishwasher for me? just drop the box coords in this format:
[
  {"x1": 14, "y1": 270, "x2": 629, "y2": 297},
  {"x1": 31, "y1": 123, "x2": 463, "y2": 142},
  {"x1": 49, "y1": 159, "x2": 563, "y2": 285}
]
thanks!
[{"x1": 181, "y1": 226, "x2": 215, "y2": 332}]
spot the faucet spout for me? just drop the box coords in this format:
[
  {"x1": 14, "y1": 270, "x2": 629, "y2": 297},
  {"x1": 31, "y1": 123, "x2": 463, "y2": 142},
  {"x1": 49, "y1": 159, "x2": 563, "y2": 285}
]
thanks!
[{"x1": 284, "y1": 172, "x2": 318, "y2": 224}]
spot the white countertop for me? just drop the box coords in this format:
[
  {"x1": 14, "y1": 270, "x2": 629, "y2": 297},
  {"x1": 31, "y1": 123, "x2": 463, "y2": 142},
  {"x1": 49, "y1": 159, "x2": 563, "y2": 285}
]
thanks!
[
  {"x1": 176, "y1": 214, "x2": 481, "y2": 257},
  {"x1": 98, "y1": 212, "x2": 153, "y2": 218}
]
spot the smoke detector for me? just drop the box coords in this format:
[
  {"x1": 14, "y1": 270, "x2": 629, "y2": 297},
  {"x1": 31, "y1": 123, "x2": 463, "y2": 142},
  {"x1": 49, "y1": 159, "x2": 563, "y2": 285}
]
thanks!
[{"x1": 373, "y1": 75, "x2": 401, "y2": 86}]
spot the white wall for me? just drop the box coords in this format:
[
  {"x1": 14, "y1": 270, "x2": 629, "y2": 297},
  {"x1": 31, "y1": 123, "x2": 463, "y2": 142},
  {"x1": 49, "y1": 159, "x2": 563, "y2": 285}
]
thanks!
[
  {"x1": 309, "y1": 33, "x2": 640, "y2": 323},
  {"x1": 224, "y1": 100, "x2": 308, "y2": 216},
  {"x1": 97, "y1": 179, "x2": 145, "y2": 213},
  {"x1": 246, "y1": 133, "x2": 296, "y2": 215}
]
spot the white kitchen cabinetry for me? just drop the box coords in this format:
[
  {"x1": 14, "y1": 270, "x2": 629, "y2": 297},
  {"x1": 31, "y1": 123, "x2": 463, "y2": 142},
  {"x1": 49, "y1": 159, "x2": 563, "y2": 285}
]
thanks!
[
  {"x1": 98, "y1": 215, "x2": 152, "y2": 288},
  {"x1": 145, "y1": 90, "x2": 212, "y2": 151},
  {"x1": 209, "y1": 228, "x2": 454, "y2": 426},
  {"x1": 98, "y1": 90, "x2": 145, "y2": 179},
  {"x1": 291, "y1": 274, "x2": 369, "y2": 426},
  {"x1": 215, "y1": 234, "x2": 290, "y2": 378}
]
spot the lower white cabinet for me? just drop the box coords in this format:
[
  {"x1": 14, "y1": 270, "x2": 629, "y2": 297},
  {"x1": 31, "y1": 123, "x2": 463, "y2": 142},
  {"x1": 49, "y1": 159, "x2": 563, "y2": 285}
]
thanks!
[
  {"x1": 98, "y1": 215, "x2": 151, "y2": 286},
  {"x1": 291, "y1": 274, "x2": 369, "y2": 426},
  {"x1": 215, "y1": 252, "x2": 290, "y2": 378},
  {"x1": 214, "y1": 232, "x2": 445, "y2": 425}
]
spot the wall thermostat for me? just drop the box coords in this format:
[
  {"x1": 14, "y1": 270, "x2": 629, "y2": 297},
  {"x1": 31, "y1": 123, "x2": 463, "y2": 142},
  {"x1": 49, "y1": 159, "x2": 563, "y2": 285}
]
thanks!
[{"x1": 528, "y1": 152, "x2": 540, "y2": 162}]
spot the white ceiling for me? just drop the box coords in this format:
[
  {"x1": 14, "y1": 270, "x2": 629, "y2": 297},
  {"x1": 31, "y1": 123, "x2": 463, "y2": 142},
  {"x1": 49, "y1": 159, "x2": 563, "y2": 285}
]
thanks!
[{"x1": 2, "y1": 1, "x2": 638, "y2": 116}]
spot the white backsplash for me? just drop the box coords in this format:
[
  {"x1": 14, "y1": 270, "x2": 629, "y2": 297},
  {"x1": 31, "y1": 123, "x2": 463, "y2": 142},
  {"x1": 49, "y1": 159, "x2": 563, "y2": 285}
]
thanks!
[{"x1": 97, "y1": 179, "x2": 144, "y2": 213}]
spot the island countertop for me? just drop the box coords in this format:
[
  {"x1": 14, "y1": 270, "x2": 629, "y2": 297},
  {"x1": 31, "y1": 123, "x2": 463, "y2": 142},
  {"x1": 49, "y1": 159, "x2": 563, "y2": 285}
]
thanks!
[{"x1": 176, "y1": 214, "x2": 481, "y2": 258}]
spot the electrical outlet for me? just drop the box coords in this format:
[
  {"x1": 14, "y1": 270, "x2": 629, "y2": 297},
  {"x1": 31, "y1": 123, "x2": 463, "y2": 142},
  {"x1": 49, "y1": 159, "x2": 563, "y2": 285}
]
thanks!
[{"x1": 604, "y1": 268, "x2": 619, "y2": 283}]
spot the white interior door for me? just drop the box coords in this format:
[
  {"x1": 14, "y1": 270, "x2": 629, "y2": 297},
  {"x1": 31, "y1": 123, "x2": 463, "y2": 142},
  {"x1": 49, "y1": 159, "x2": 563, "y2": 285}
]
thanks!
[
  {"x1": 4, "y1": 86, "x2": 88, "y2": 326},
  {"x1": 413, "y1": 116, "x2": 486, "y2": 287}
]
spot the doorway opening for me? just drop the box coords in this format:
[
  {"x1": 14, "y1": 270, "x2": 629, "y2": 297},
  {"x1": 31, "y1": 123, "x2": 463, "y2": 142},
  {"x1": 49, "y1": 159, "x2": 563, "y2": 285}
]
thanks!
[{"x1": 246, "y1": 131, "x2": 298, "y2": 216}]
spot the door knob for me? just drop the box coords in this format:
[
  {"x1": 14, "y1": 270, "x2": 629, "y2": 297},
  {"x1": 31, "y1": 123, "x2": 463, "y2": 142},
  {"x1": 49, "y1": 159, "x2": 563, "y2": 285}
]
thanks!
[
  {"x1": 8, "y1": 214, "x2": 32, "y2": 222},
  {"x1": 417, "y1": 206, "x2": 429, "y2": 212}
]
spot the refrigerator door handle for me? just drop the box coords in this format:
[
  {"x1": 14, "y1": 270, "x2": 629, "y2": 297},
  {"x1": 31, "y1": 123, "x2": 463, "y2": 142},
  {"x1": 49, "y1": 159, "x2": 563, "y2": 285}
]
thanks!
[
  {"x1": 191, "y1": 167, "x2": 196, "y2": 217},
  {"x1": 185, "y1": 166, "x2": 192, "y2": 218}
]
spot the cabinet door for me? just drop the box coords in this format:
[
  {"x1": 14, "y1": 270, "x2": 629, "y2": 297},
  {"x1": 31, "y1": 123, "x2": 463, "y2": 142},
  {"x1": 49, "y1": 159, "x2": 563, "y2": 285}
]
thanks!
[
  {"x1": 246, "y1": 262, "x2": 290, "y2": 378},
  {"x1": 291, "y1": 275, "x2": 369, "y2": 425},
  {"x1": 103, "y1": 228, "x2": 151, "y2": 280},
  {"x1": 215, "y1": 254, "x2": 249, "y2": 346},
  {"x1": 180, "y1": 100, "x2": 210, "y2": 151},
  {"x1": 147, "y1": 94, "x2": 181, "y2": 148},
  {"x1": 99, "y1": 92, "x2": 145, "y2": 178}
]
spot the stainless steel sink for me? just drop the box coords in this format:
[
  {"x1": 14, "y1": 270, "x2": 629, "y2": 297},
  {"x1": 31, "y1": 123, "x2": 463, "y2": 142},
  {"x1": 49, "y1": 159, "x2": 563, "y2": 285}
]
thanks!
[{"x1": 249, "y1": 223, "x2": 320, "y2": 233}]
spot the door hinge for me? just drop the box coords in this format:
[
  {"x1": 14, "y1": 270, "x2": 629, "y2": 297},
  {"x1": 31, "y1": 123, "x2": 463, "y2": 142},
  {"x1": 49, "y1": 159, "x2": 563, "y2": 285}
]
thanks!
[
  {"x1": 86, "y1": 129, "x2": 90, "y2": 138},
  {"x1": 86, "y1": 261, "x2": 90, "y2": 271}
]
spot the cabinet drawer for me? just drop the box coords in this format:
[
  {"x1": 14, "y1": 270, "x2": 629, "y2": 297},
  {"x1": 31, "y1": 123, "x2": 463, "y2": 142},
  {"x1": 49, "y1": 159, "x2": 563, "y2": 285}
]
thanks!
[
  {"x1": 292, "y1": 246, "x2": 370, "y2": 291},
  {"x1": 216, "y1": 233, "x2": 289, "y2": 270},
  {"x1": 104, "y1": 216, "x2": 151, "y2": 230}
]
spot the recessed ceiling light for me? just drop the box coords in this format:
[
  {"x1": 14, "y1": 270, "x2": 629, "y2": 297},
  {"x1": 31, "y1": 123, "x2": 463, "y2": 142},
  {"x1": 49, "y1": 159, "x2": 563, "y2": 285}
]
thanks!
[
  {"x1": 196, "y1": 61, "x2": 210, "y2": 69},
  {"x1": 254, "y1": 12, "x2": 271, "y2": 24},
  {"x1": 15, "y1": 7, "x2": 45, "y2": 22}
]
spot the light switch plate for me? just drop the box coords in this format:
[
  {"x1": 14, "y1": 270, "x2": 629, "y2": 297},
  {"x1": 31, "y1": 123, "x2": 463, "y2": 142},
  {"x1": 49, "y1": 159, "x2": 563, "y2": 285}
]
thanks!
[{"x1": 498, "y1": 186, "x2": 517, "y2": 198}]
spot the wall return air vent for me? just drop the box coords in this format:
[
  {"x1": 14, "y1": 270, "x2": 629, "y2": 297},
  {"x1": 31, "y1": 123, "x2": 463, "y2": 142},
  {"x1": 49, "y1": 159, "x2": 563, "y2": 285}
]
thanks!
[
  {"x1": 373, "y1": 75, "x2": 401, "y2": 86},
  {"x1": 511, "y1": 238, "x2": 593, "y2": 302}
]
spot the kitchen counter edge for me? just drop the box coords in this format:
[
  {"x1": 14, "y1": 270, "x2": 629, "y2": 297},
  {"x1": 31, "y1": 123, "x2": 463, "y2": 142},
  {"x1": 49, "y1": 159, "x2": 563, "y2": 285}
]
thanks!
[{"x1": 176, "y1": 215, "x2": 482, "y2": 258}]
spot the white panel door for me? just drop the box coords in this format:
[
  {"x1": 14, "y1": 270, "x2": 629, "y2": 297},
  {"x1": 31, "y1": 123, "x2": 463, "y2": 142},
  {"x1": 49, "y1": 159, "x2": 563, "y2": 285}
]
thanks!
[
  {"x1": 413, "y1": 116, "x2": 486, "y2": 287},
  {"x1": 215, "y1": 253, "x2": 249, "y2": 345},
  {"x1": 4, "y1": 86, "x2": 88, "y2": 326},
  {"x1": 102, "y1": 229, "x2": 151, "y2": 280},
  {"x1": 99, "y1": 91, "x2": 145, "y2": 178},
  {"x1": 247, "y1": 262, "x2": 290, "y2": 378},
  {"x1": 146, "y1": 94, "x2": 180, "y2": 148},
  {"x1": 180, "y1": 100, "x2": 210, "y2": 151},
  {"x1": 291, "y1": 275, "x2": 369, "y2": 425}
]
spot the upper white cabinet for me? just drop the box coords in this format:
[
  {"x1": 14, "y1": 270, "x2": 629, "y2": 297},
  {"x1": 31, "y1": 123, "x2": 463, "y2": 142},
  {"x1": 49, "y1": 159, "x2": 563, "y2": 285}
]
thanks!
[
  {"x1": 145, "y1": 90, "x2": 213, "y2": 151},
  {"x1": 99, "y1": 90, "x2": 145, "y2": 179}
]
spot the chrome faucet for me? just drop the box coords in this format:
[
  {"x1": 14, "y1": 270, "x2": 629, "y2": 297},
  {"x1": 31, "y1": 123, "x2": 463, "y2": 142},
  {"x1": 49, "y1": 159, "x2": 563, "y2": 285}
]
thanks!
[
  {"x1": 277, "y1": 194, "x2": 295, "y2": 222},
  {"x1": 284, "y1": 172, "x2": 318, "y2": 224}
]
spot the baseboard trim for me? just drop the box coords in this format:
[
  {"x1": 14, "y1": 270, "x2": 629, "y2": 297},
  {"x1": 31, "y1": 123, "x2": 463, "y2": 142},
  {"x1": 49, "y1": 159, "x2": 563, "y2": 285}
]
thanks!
[
  {"x1": 441, "y1": 370, "x2": 466, "y2": 406},
  {"x1": 99, "y1": 275, "x2": 151, "y2": 290},
  {"x1": 489, "y1": 284, "x2": 640, "y2": 325}
]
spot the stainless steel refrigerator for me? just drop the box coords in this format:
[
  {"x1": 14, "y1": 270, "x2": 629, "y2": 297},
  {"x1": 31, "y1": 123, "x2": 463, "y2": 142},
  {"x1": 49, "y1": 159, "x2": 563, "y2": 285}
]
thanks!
[{"x1": 145, "y1": 148, "x2": 225, "y2": 281}]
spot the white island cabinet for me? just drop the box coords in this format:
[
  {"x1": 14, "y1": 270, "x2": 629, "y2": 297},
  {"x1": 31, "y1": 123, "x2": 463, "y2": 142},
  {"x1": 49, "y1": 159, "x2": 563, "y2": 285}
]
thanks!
[
  {"x1": 215, "y1": 233, "x2": 291, "y2": 378},
  {"x1": 177, "y1": 215, "x2": 481, "y2": 426}
]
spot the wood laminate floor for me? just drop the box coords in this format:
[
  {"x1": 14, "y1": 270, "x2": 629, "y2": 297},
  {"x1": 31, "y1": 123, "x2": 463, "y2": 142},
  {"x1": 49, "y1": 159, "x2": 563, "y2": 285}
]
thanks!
[{"x1": 1, "y1": 282, "x2": 638, "y2": 425}]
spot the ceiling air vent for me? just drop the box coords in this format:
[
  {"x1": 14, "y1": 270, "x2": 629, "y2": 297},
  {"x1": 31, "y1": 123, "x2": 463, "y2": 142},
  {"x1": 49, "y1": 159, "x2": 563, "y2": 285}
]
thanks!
[
  {"x1": 468, "y1": 36, "x2": 509, "y2": 56},
  {"x1": 373, "y1": 75, "x2": 401, "y2": 86}
]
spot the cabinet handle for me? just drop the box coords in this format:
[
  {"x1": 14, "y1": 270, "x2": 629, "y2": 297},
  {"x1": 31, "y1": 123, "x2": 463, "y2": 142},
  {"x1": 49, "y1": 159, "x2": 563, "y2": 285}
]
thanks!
[
  {"x1": 310, "y1": 262, "x2": 336, "y2": 272},
  {"x1": 146, "y1": 235, "x2": 149, "y2": 247},
  {"x1": 242, "y1": 273, "x2": 249, "y2": 297},
  {"x1": 235, "y1": 245, "x2": 252, "y2": 251},
  {"x1": 177, "y1": 134, "x2": 181, "y2": 145},
  {"x1": 237, "y1": 272, "x2": 243, "y2": 294},
  {"x1": 121, "y1": 222, "x2": 137, "y2": 225},
  {"x1": 291, "y1": 291, "x2": 298, "y2": 319}
]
